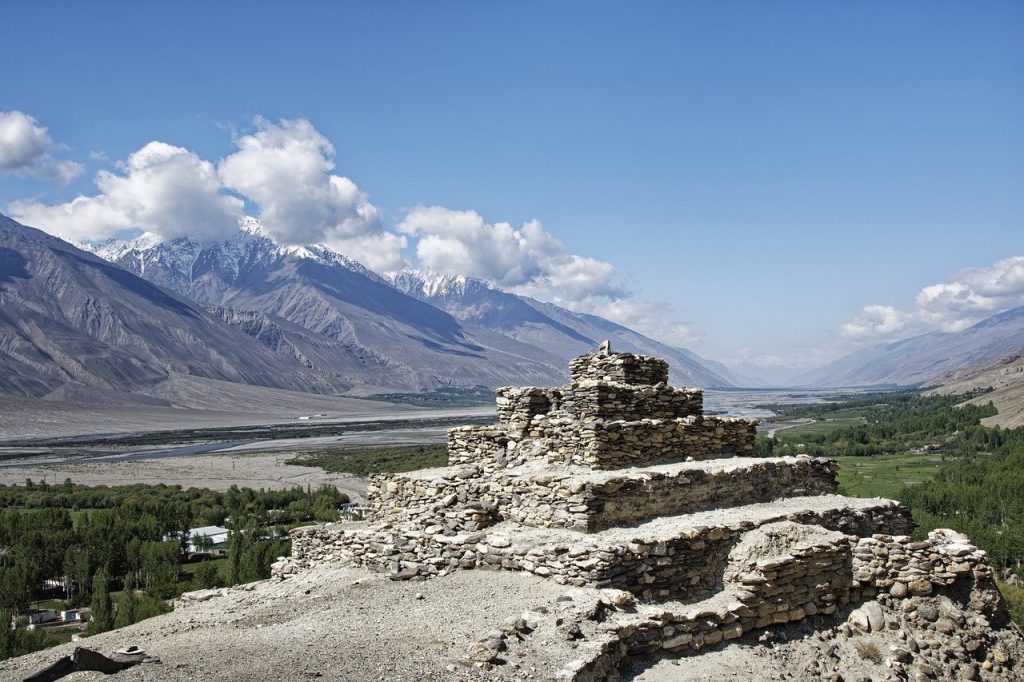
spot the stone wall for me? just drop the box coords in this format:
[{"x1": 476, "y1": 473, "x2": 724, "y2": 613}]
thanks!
[
  {"x1": 369, "y1": 456, "x2": 840, "y2": 533},
  {"x1": 495, "y1": 387, "x2": 560, "y2": 437},
  {"x1": 282, "y1": 499, "x2": 912, "y2": 602},
  {"x1": 557, "y1": 528, "x2": 1002, "y2": 680},
  {"x1": 445, "y1": 426, "x2": 510, "y2": 469},
  {"x1": 569, "y1": 352, "x2": 669, "y2": 386},
  {"x1": 532, "y1": 416, "x2": 758, "y2": 469},
  {"x1": 505, "y1": 456, "x2": 839, "y2": 531},
  {"x1": 850, "y1": 529, "x2": 994, "y2": 599},
  {"x1": 555, "y1": 381, "x2": 703, "y2": 422}
]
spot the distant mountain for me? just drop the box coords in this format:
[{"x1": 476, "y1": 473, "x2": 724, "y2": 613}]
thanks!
[
  {"x1": 794, "y1": 305, "x2": 1024, "y2": 388},
  {"x1": 388, "y1": 271, "x2": 739, "y2": 388},
  {"x1": 0, "y1": 215, "x2": 348, "y2": 399},
  {"x1": 89, "y1": 226, "x2": 566, "y2": 394}
]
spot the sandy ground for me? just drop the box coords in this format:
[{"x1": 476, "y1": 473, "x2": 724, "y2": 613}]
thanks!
[
  {"x1": 0, "y1": 417, "x2": 490, "y2": 502},
  {"x1": 0, "y1": 451, "x2": 373, "y2": 501},
  {"x1": 0, "y1": 398, "x2": 490, "y2": 441},
  {"x1": 0, "y1": 564, "x2": 586, "y2": 681}
]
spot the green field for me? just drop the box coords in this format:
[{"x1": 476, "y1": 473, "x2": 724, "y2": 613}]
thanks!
[
  {"x1": 771, "y1": 406, "x2": 870, "y2": 440},
  {"x1": 288, "y1": 444, "x2": 448, "y2": 476},
  {"x1": 835, "y1": 454, "x2": 943, "y2": 499}
]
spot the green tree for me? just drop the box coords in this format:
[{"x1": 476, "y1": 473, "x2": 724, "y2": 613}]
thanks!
[
  {"x1": 62, "y1": 547, "x2": 91, "y2": 605},
  {"x1": 88, "y1": 569, "x2": 113, "y2": 634},
  {"x1": 0, "y1": 610, "x2": 13, "y2": 659},
  {"x1": 114, "y1": 574, "x2": 137, "y2": 629},
  {"x1": 192, "y1": 561, "x2": 223, "y2": 590},
  {"x1": 0, "y1": 565, "x2": 31, "y2": 615},
  {"x1": 312, "y1": 493, "x2": 338, "y2": 522}
]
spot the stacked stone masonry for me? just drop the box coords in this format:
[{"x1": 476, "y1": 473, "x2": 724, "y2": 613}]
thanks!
[
  {"x1": 568, "y1": 351, "x2": 669, "y2": 385},
  {"x1": 275, "y1": 345, "x2": 1009, "y2": 677},
  {"x1": 369, "y1": 456, "x2": 842, "y2": 533}
]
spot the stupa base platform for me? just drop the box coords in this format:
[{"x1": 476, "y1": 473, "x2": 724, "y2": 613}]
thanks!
[
  {"x1": 271, "y1": 347, "x2": 1023, "y2": 680},
  {"x1": 286, "y1": 493, "x2": 912, "y2": 602}
]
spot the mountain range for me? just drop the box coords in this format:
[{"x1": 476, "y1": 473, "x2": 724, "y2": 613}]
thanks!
[
  {"x1": 0, "y1": 215, "x2": 344, "y2": 399},
  {"x1": 387, "y1": 271, "x2": 753, "y2": 387},
  {"x1": 794, "y1": 305, "x2": 1024, "y2": 388},
  {"x1": 0, "y1": 214, "x2": 740, "y2": 405},
  {"x1": 924, "y1": 352, "x2": 1024, "y2": 429},
  {"x1": 6, "y1": 211, "x2": 1024, "y2": 403}
]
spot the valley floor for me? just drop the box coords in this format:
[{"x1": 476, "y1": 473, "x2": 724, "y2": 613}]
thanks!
[
  {"x1": 0, "y1": 450, "x2": 372, "y2": 502},
  {"x1": 0, "y1": 396, "x2": 489, "y2": 442}
]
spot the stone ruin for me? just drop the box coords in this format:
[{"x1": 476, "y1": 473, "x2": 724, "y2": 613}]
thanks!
[{"x1": 274, "y1": 345, "x2": 1019, "y2": 679}]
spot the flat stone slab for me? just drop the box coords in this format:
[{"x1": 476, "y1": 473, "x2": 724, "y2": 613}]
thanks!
[{"x1": 486, "y1": 493, "x2": 909, "y2": 548}]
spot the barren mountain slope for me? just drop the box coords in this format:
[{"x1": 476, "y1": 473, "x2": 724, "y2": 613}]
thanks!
[
  {"x1": 389, "y1": 271, "x2": 741, "y2": 388},
  {"x1": 795, "y1": 306, "x2": 1024, "y2": 388},
  {"x1": 0, "y1": 215, "x2": 348, "y2": 399},
  {"x1": 925, "y1": 353, "x2": 1024, "y2": 428},
  {"x1": 93, "y1": 230, "x2": 566, "y2": 393}
]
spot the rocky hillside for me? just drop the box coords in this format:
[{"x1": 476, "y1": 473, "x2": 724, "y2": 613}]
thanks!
[
  {"x1": 86, "y1": 225, "x2": 739, "y2": 393},
  {"x1": 795, "y1": 306, "x2": 1024, "y2": 388},
  {"x1": 84, "y1": 224, "x2": 568, "y2": 394},
  {"x1": 925, "y1": 352, "x2": 1024, "y2": 429},
  {"x1": 1, "y1": 549, "x2": 1020, "y2": 681},
  {"x1": 0, "y1": 215, "x2": 347, "y2": 398}
]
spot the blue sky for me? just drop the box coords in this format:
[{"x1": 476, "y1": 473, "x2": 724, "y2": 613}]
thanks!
[{"x1": 1, "y1": 2, "x2": 1022, "y2": 380}]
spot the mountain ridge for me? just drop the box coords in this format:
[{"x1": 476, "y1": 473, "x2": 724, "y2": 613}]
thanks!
[
  {"x1": 0, "y1": 214, "x2": 351, "y2": 399},
  {"x1": 86, "y1": 226, "x2": 570, "y2": 394},
  {"x1": 388, "y1": 269, "x2": 739, "y2": 388},
  {"x1": 794, "y1": 306, "x2": 1024, "y2": 388}
]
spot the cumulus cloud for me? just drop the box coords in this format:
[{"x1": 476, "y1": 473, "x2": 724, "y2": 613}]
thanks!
[
  {"x1": 10, "y1": 141, "x2": 244, "y2": 242},
  {"x1": 218, "y1": 118, "x2": 400, "y2": 262},
  {"x1": 585, "y1": 298, "x2": 701, "y2": 348},
  {"x1": 4, "y1": 115, "x2": 705, "y2": 349},
  {"x1": 841, "y1": 304, "x2": 915, "y2": 339},
  {"x1": 398, "y1": 206, "x2": 625, "y2": 300},
  {"x1": 0, "y1": 110, "x2": 84, "y2": 185},
  {"x1": 7, "y1": 117, "x2": 406, "y2": 269},
  {"x1": 842, "y1": 256, "x2": 1024, "y2": 340},
  {"x1": 322, "y1": 231, "x2": 407, "y2": 274},
  {"x1": 396, "y1": 205, "x2": 704, "y2": 346}
]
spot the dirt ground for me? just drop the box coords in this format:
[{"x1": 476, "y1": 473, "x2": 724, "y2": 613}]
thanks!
[
  {"x1": 0, "y1": 451, "x2": 371, "y2": 501},
  {"x1": 0, "y1": 563, "x2": 585, "y2": 681}
]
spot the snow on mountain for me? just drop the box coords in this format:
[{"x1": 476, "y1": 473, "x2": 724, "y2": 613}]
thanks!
[
  {"x1": 0, "y1": 214, "x2": 349, "y2": 399},
  {"x1": 90, "y1": 224, "x2": 566, "y2": 394},
  {"x1": 388, "y1": 270, "x2": 739, "y2": 388}
]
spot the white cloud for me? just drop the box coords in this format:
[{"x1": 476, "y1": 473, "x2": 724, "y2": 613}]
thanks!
[
  {"x1": 583, "y1": 298, "x2": 701, "y2": 348},
  {"x1": 218, "y1": 118, "x2": 401, "y2": 263},
  {"x1": 841, "y1": 304, "x2": 915, "y2": 339},
  {"x1": 398, "y1": 206, "x2": 624, "y2": 301},
  {"x1": 322, "y1": 231, "x2": 407, "y2": 274},
  {"x1": 842, "y1": 255, "x2": 1024, "y2": 340},
  {"x1": 396, "y1": 205, "x2": 704, "y2": 346},
  {"x1": 10, "y1": 141, "x2": 244, "y2": 242},
  {"x1": 6, "y1": 117, "x2": 406, "y2": 269},
  {"x1": 0, "y1": 110, "x2": 84, "y2": 185},
  {"x1": 4, "y1": 116, "x2": 707, "y2": 349}
]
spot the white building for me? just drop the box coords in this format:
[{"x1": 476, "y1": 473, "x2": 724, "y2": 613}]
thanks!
[{"x1": 186, "y1": 525, "x2": 230, "y2": 554}]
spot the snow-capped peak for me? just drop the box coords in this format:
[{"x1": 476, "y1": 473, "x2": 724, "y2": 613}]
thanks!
[
  {"x1": 86, "y1": 218, "x2": 379, "y2": 283},
  {"x1": 389, "y1": 269, "x2": 497, "y2": 299}
]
